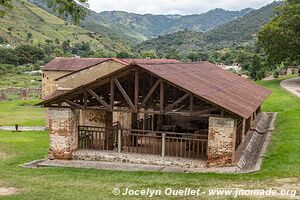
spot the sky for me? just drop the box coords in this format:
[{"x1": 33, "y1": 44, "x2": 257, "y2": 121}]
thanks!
[{"x1": 88, "y1": 0, "x2": 278, "y2": 15}]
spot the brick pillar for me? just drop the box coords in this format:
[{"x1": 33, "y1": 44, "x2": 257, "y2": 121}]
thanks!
[
  {"x1": 48, "y1": 108, "x2": 79, "y2": 160},
  {"x1": 207, "y1": 117, "x2": 236, "y2": 167}
]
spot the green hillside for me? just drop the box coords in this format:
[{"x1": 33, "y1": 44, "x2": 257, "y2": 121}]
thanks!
[
  {"x1": 136, "y1": 1, "x2": 282, "y2": 55},
  {"x1": 204, "y1": 1, "x2": 283, "y2": 44},
  {"x1": 29, "y1": 0, "x2": 252, "y2": 43},
  {"x1": 0, "y1": 0, "x2": 132, "y2": 54}
]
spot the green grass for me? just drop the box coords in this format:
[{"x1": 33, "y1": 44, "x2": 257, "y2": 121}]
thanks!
[
  {"x1": 0, "y1": 99, "x2": 45, "y2": 126},
  {"x1": 0, "y1": 74, "x2": 41, "y2": 89},
  {"x1": 0, "y1": 77, "x2": 299, "y2": 199}
]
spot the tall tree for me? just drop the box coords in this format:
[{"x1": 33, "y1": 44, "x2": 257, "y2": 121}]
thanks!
[
  {"x1": 0, "y1": 0, "x2": 89, "y2": 24},
  {"x1": 258, "y1": 0, "x2": 300, "y2": 66}
]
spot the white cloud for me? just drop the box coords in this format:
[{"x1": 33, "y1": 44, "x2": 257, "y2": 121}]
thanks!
[{"x1": 88, "y1": 0, "x2": 278, "y2": 15}]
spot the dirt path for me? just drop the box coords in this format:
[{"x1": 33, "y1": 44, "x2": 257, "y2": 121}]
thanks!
[{"x1": 281, "y1": 77, "x2": 300, "y2": 98}]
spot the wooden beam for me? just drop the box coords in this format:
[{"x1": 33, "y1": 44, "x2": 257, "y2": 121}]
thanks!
[
  {"x1": 189, "y1": 95, "x2": 193, "y2": 113},
  {"x1": 134, "y1": 68, "x2": 139, "y2": 109},
  {"x1": 190, "y1": 107, "x2": 219, "y2": 117},
  {"x1": 163, "y1": 93, "x2": 189, "y2": 113},
  {"x1": 110, "y1": 77, "x2": 114, "y2": 111},
  {"x1": 242, "y1": 118, "x2": 246, "y2": 137},
  {"x1": 83, "y1": 89, "x2": 87, "y2": 109},
  {"x1": 63, "y1": 99, "x2": 84, "y2": 109},
  {"x1": 87, "y1": 89, "x2": 110, "y2": 110},
  {"x1": 114, "y1": 78, "x2": 136, "y2": 112},
  {"x1": 160, "y1": 81, "x2": 164, "y2": 114},
  {"x1": 139, "y1": 79, "x2": 161, "y2": 109}
]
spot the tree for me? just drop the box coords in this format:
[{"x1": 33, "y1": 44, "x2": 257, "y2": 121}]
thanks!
[
  {"x1": 117, "y1": 52, "x2": 132, "y2": 59},
  {"x1": 258, "y1": 0, "x2": 300, "y2": 66},
  {"x1": 141, "y1": 51, "x2": 157, "y2": 59},
  {"x1": 0, "y1": 0, "x2": 89, "y2": 24},
  {"x1": 15, "y1": 45, "x2": 45, "y2": 65},
  {"x1": 0, "y1": 48, "x2": 18, "y2": 65},
  {"x1": 248, "y1": 55, "x2": 265, "y2": 80}
]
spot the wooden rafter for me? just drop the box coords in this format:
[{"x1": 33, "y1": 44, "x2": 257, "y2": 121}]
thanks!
[
  {"x1": 114, "y1": 78, "x2": 136, "y2": 112},
  {"x1": 139, "y1": 79, "x2": 161, "y2": 110},
  {"x1": 87, "y1": 89, "x2": 110, "y2": 110},
  {"x1": 163, "y1": 93, "x2": 189, "y2": 113},
  {"x1": 63, "y1": 99, "x2": 83, "y2": 109},
  {"x1": 190, "y1": 107, "x2": 219, "y2": 117}
]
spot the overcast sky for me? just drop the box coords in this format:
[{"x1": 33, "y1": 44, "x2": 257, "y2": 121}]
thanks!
[{"x1": 88, "y1": 0, "x2": 277, "y2": 15}]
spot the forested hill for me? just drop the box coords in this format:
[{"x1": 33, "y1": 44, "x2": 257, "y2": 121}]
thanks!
[
  {"x1": 30, "y1": 0, "x2": 252, "y2": 43},
  {"x1": 204, "y1": 1, "x2": 283, "y2": 44},
  {"x1": 96, "y1": 8, "x2": 252, "y2": 40},
  {"x1": 0, "y1": 0, "x2": 132, "y2": 54},
  {"x1": 136, "y1": 1, "x2": 283, "y2": 55}
]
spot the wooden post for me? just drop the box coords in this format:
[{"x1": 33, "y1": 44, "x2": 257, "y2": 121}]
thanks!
[
  {"x1": 117, "y1": 129, "x2": 122, "y2": 153},
  {"x1": 110, "y1": 77, "x2": 114, "y2": 111},
  {"x1": 189, "y1": 95, "x2": 193, "y2": 114},
  {"x1": 242, "y1": 118, "x2": 246, "y2": 141},
  {"x1": 160, "y1": 81, "x2": 164, "y2": 114},
  {"x1": 161, "y1": 133, "x2": 166, "y2": 158},
  {"x1": 134, "y1": 68, "x2": 139, "y2": 112}
]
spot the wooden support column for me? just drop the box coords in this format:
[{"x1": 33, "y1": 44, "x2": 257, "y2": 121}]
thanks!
[
  {"x1": 83, "y1": 89, "x2": 87, "y2": 109},
  {"x1": 134, "y1": 68, "x2": 139, "y2": 111},
  {"x1": 242, "y1": 118, "x2": 246, "y2": 141},
  {"x1": 160, "y1": 81, "x2": 164, "y2": 114},
  {"x1": 189, "y1": 95, "x2": 193, "y2": 114},
  {"x1": 110, "y1": 77, "x2": 114, "y2": 111}
]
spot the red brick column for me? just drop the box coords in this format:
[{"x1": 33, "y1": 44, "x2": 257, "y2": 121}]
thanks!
[
  {"x1": 207, "y1": 117, "x2": 236, "y2": 167},
  {"x1": 48, "y1": 108, "x2": 79, "y2": 160}
]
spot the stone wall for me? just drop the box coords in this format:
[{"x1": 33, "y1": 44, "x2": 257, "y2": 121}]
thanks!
[
  {"x1": 207, "y1": 117, "x2": 236, "y2": 167},
  {"x1": 42, "y1": 70, "x2": 70, "y2": 98},
  {"x1": 48, "y1": 108, "x2": 79, "y2": 160},
  {"x1": 58, "y1": 60, "x2": 124, "y2": 89}
]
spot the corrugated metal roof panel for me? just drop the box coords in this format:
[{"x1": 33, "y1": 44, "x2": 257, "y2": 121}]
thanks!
[
  {"x1": 137, "y1": 62, "x2": 271, "y2": 118},
  {"x1": 42, "y1": 57, "x2": 181, "y2": 72}
]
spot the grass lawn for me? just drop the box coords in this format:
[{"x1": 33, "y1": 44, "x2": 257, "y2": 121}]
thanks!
[
  {"x1": 0, "y1": 99, "x2": 45, "y2": 126},
  {"x1": 0, "y1": 77, "x2": 299, "y2": 199}
]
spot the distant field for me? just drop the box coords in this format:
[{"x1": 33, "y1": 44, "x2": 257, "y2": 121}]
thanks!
[
  {"x1": 0, "y1": 76, "x2": 299, "y2": 199},
  {"x1": 0, "y1": 74, "x2": 41, "y2": 89},
  {"x1": 0, "y1": 99, "x2": 44, "y2": 126}
]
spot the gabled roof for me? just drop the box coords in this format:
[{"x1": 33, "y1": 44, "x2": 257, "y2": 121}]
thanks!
[
  {"x1": 42, "y1": 57, "x2": 181, "y2": 72},
  {"x1": 40, "y1": 62, "x2": 271, "y2": 119},
  {"x1": 137, "y1": 62, "x2": 271, "y2": 119},
  {"x1": 42, "y1": 57, "x2": 110, "y2": 72}
]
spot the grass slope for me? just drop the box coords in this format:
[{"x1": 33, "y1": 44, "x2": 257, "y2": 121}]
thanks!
[
  {"x1": 0, "y1": 77, "x2": 299, "y2": 199},
  {"x1": 0, "y1": 0, "x2": 131, "y2": 54},
  {"x1": 0, "y1": 74, "x2": 41, "y2": 88},
  {"x1": 0, "y1": 99, "x2": 45, "y2": 126}
]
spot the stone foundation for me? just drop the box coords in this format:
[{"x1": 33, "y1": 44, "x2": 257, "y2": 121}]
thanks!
[
  {"x1": 48, "y1": 108, "x2": 79, "y2": 160},
  {"x1": 72, "y1": 150, "x2": 206, "y2": 168},
  {"x1": 207, "y1": 117, "x2": 236, "y2": 167}
]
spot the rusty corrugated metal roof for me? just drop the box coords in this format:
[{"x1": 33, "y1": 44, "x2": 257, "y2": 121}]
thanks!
[
  {"x1": 137, "y1": 62, "x2": 271, "y2": 118},
  {"x1": 40, "y1": 62, "x2": 271, "y2": 118},
  {"x1": 42, "y1": 89, "x2": 69, "y2": 101},
  {"x1": 42, "y1": 57, "x2": 181, "y2": 72},
  {"x1": 42, "y1": 57, "x2": 109, "y2": 72}
]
